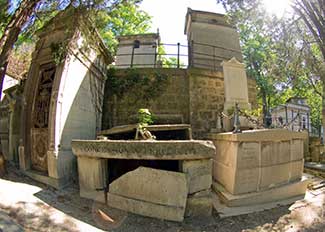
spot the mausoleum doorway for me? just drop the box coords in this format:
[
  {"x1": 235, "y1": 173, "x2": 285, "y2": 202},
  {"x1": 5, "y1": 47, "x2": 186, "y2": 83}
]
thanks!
[{"x1": 31, "y1": 63, "x2": 56, "y2": 173}]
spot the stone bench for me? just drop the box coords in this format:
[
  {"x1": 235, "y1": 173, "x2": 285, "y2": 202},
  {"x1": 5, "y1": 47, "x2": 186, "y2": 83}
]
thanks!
[{"x1": 71, "y1": 140, "x2": 216, "y2": 221}]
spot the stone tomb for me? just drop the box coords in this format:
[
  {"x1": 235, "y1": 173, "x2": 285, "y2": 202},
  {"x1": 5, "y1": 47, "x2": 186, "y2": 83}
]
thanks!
[
  {"x1": 72, "y1": 140, "x2": 215, "y2": 221},
  {"x1": 208, "y1": 129, "x2": 310, "y2": 207},
  {"x1": 18, "y1": 8, "x2": 112, "y2": 188}
]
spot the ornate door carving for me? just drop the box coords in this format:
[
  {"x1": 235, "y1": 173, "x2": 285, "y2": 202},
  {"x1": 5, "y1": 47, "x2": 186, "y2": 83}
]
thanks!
[{"x1": 31, "y1": 64, "x2": 56, "y2": 172}]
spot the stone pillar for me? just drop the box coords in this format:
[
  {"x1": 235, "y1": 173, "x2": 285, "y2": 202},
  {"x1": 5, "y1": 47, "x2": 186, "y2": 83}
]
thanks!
[
  {"x1": 18, "y1": 139, "x2": 27, "y2": 170},
  {"x1": 9, "y1": 95, "x2": 22, "y2": 164},
  {"x1": 77, "y1": 157, "x2": 108, "y2": 203},
  {"x1": 180, "y1": 159, "x2": 213, "y2": 217},
  {"x1": 0, "y1": 102, "x2": 9, "y2": 159}
]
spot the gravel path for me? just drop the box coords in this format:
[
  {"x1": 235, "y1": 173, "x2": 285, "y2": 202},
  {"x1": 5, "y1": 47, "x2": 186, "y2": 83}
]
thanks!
[{"x1": 1, "y1": 165, "x2": 325, "y2": 232}]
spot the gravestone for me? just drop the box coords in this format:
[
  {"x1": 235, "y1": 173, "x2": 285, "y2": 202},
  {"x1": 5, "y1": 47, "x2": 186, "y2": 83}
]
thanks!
[
  {"x1": 221, "y1": 57, "x2": 253, "y2": 131},
  {"x1": 222, "y1": 57, "x2": 250, "y2": 112}
]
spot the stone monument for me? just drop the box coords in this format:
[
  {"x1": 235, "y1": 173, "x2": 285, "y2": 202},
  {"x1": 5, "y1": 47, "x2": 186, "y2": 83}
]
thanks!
[
  {"x1": 115, "y1": 33, "x2": 160, "y2": 68},
  {"x1": 185, "y1": 8, "x2": 243, "y2": 70},
  {"x1": 20, "y1": 8, "x2": 112, "y2": 188},
  {"x1": 221, "y1": 57, "x2": 253, "y2": 131},
  {"x1": 222, "y1": 57, "x2": 251, "y2": 112}
]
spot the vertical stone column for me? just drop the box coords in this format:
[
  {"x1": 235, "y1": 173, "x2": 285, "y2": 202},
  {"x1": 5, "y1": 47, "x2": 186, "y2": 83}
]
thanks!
[
  {"x1": 180, "y1": 159, "x2": 213, "y2": 217},
  {"x1": 77, "y1": 157, "x2": 108, "y2": 203}
]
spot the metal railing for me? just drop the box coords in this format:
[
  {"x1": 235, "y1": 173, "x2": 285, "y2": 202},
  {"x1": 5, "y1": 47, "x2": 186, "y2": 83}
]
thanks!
[
  {"x1": 114, "y1": 41, "x2": 242, "y2": 70},
  {"x1": 115, "y1": 42, "x2": 188, "y2": 68},
  {"x1": 189, "y1": 41, "x2": 242, "y2": 70}
]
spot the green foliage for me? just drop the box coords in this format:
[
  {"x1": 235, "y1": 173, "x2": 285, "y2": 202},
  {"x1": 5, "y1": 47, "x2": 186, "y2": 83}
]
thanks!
[
  {"x1": 157, "y1": 45, "x2": 184, "y2": 68},
  {"x1": 218, "y1": 0, "x2": 324, "y2": 129},
  {"x1": 0, "y1": 0, "x2": 10, "y2": 37},
  {"x1": 137, "y1": 108, "x2": 154, "y2": 125},
  {"x1": 106, "y1": 68, "x2": 169, "y2": 101},
  {"x1": 5, "y1": 0, "x2": 151, "y2": 53},
  {"x1": 93, "y1": 0, "x2": 152, "y2": 54},
  {"x1": 50, "y1": 41, "x2": 68, "y2": 64}
]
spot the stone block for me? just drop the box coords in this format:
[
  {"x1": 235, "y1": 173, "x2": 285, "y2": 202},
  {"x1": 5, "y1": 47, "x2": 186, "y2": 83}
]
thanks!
[
  {"x1": 291, "y1": 139, "x2": 304, "y2": 161},
  {"x1": 18, "y1": 145, "x2": 27, "y2": 171},
  {"x1": 80, "y1": 190, "x2": 106, "y2": 203},
  {"x1": 181, "y1": 159, "x2": 212, "y2": 194},
  {"x1": 77, "y1": 157, "x2": 107, "y2": 200},
  {"x1": 72, "y1": 140, "x2": 215, "y2": 160},
  {"x1": 209, "y1": 129, "x2": 307, "y2": 142},
  {"x1": 209, "y1": 130, "x2": 306, "y2": 195},
  {"x1": 108, "y1": 167, "x2": 187, "y2": 221},
  {"x1": 214, "y1": 141, "x2": 237, "y2": 167},
  {"x1": 236, "y1": 142, "x2": 259, "y2": 169},
  {"x1": 185, "y1": 190, "x2": 212, "y2": 217},
  {"x1": 261, "y1": 141, "x2": 290, "y2": 166},
  {"x1": 290, "y1": 159, "x2": 304, "y2": 181},
  {"x1": 107, "y1": 193, "x2": 184, "y2": 222},
  {"x1": 260, "y1": 163, "x2": 290, "y2": 189},
  {"x1": 214, "y1": 175, "x2": 310, "y2": 207},
  {"x1": 214, "y1": 162, "x2": 258, "y2": 195}
]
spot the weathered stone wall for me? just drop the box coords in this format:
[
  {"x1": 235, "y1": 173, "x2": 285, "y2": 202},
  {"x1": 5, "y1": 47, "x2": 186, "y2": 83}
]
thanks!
[
  {"x1": 103, "y1": 68, "x2": 190, "y2": 129},
  {"x1": 188, "y1": 69, "x2": 224, "y2": 138},
  {"x1": 103, "y1": 68, "x2": 257, "y2": 139}
]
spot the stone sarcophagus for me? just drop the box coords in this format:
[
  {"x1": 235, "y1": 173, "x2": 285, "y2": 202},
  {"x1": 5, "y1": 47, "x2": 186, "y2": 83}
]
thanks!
[
  {"x1": 208, "y1": 129, "x2": 310, "y2": 206},
  {"x1": 72, "y1": 140, "x2": 216, "y2": 222}
]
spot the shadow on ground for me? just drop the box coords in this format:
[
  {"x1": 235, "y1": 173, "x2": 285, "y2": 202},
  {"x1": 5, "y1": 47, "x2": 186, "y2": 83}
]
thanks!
[{"x1": 2, "y1": 164, "x2": 325, "y2": 232}]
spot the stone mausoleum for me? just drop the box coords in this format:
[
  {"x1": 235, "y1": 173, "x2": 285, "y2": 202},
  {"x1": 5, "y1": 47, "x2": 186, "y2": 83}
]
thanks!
[{"x1": 0, "y1": 7, "x2": 309, "y2": 221}]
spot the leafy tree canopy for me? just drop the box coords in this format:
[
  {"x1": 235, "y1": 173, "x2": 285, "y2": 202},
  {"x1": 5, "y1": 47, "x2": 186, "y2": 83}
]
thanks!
[
  {"x1": 217, "y1": 0, "x2": 324, "y2": 129},
  {"x1": 0, "y1": 0, "x2": 152, "y2": 81}
]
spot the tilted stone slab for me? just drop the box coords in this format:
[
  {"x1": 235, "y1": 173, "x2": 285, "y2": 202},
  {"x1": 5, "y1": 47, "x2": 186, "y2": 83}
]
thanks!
[
  {"x1": 72, "y1": 140, "x2": 215, "y2": 160},
  {"x1": 107, "y1": 167, "x2": 188, "y2": 222}
]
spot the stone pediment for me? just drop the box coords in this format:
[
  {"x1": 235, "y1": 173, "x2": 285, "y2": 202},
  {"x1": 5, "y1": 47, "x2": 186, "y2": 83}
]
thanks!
[{"x1": 221, "y1": 57, "x2": 245, "y2": 68}]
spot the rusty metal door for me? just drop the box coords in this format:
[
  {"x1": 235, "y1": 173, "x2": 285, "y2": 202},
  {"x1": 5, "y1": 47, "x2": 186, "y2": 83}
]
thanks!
[{"x1": 31, "y1": 64, "x2": 56, "y2": 172}]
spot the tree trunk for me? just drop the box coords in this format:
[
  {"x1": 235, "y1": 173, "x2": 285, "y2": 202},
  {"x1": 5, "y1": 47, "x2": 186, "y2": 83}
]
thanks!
[
  {"x1": 262, "y1": 90, "x2": 268, "y2": 127},
  {"x1": 0, "y1": 0, "x2": 40, "y2": 99},
  {"x1": 321, "y1": 67, "x2": 325, "y2": 143}
]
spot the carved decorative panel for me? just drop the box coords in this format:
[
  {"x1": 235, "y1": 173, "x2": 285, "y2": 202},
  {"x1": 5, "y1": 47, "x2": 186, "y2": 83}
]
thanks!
[
  {"x1": 31, "y1": 128, "x2": 48, "y2": 172},
  {"x1": 31, "y1": 64, "x2": 56, "y2": 172},
  {"x1": 33, "y1": 65, "x2": 55, "y2": 128}
]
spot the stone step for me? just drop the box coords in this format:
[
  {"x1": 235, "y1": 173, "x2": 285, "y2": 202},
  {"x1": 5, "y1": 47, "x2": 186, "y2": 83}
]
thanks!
[
  {"x1": 304, "y1": 162, "x2": 325, "y2": 178},
  {"x1": 212, "y1": 174, "x2": 311, "y2": 207}
]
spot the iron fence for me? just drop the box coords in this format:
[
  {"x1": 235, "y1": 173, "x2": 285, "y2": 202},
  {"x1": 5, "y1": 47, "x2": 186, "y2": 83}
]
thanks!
[
  {"x1": 114, "y1": 41, "x2": 242, "y2": 70},
  {"x1": 189, "y1": 41, "x2": 242, "y2": 70},
  {"x1": 115, "y1": 42, "x2": 188, "y2": 68}
]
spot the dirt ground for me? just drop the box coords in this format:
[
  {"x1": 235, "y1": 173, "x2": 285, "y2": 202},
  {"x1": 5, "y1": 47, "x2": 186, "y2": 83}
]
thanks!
[{"x1": 1, "y1": 164, "x2": 325, "y2": 232}]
